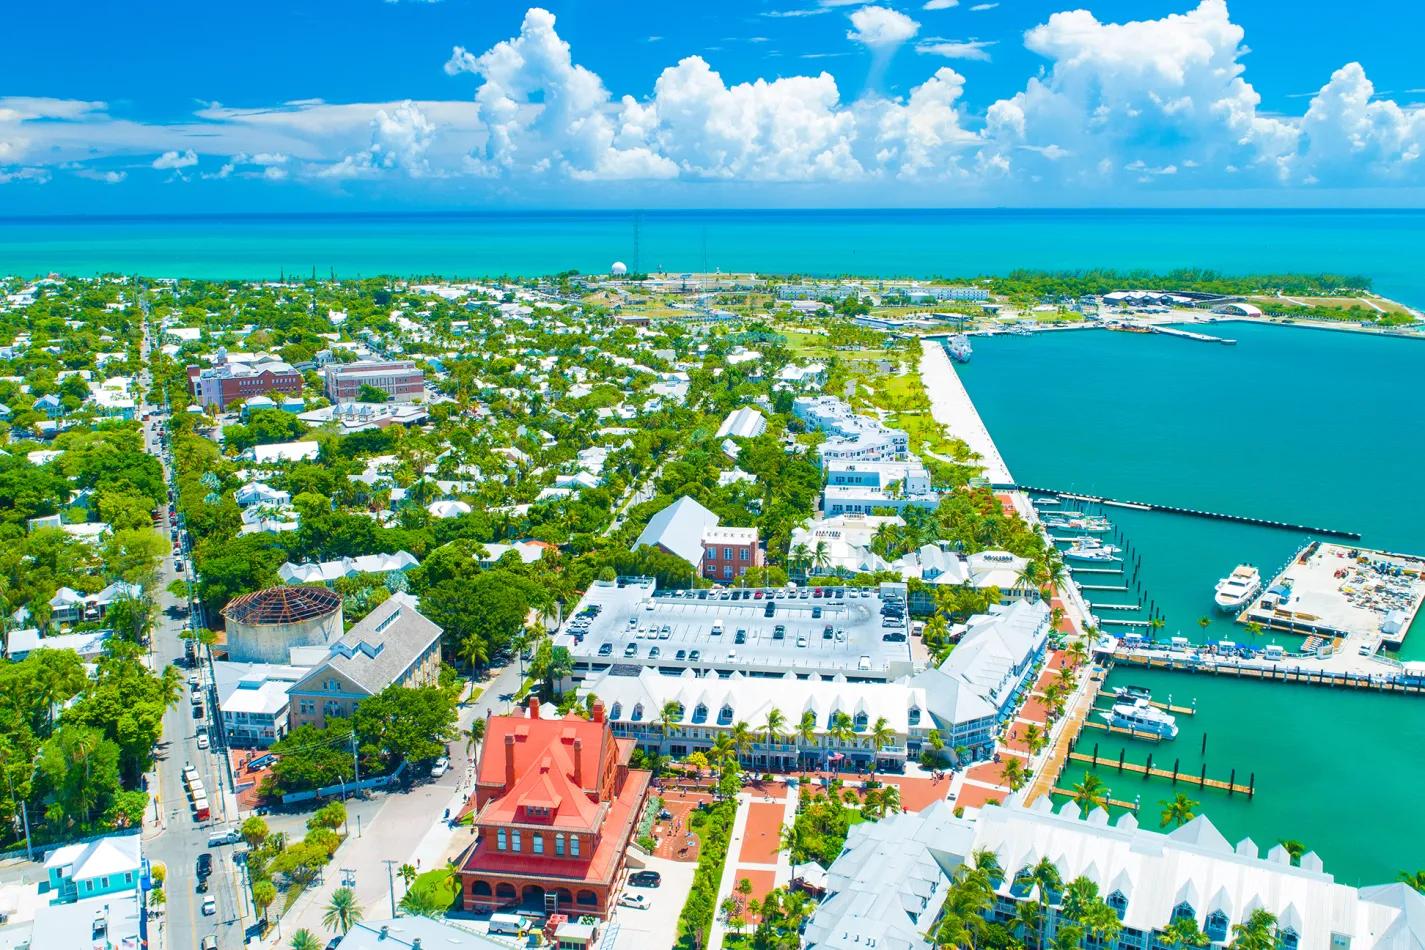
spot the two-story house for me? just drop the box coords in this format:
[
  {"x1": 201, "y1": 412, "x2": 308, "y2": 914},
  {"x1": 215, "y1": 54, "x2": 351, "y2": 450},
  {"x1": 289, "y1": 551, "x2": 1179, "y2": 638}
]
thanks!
[
  {"x1": 456, "y1": 699, "x2": 651, "y2": 919},
  {"x1": 43, "y1": 833, "x2": 146, "y2": 904},
  {"x1": 284, "y1": 594, "x2": 442, "y2": 730}
]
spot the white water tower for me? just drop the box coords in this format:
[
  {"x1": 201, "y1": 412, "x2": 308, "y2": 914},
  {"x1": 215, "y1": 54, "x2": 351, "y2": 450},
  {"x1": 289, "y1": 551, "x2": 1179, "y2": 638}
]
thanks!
[{"x1": 611, "y1": 261, "x2": 628, "y2": 277}]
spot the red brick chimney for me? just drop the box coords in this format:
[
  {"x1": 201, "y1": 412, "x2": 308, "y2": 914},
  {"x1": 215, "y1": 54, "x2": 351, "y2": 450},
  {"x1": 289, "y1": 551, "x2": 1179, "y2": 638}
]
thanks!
[
  {"x1": 572, "y1": 738, "x2": 583, "y2": 789},
  {"x1": 504, "y1": 733, "x2": 516, "y2": 791},
  {"x1": 528, "y1": 696, "x2": 540, "y2": 719},
  {"x1": 592, "y1": 700, "x2": 605, "y2": 724}
]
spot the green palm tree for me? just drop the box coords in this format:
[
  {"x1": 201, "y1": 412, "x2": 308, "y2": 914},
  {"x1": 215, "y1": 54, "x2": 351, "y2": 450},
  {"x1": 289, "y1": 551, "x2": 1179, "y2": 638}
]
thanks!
[
  {"x1": 729, "y1": 721, "x2": 755, "y2": 764},
  {"x1": 763, "y1": 707, "x2": 787, "y2": 746},
  {"x1": 656, "y1": 700, "x2": 683, "y2": 741},
  {"x1": 1067, "y1": 640, "x2": 1088, "y2": 668},
  {"x1": 1197, "y1": 616, "x2": 1212, "y2": 637},
  {"x1": 796, "y1": 709, "x2": 818, "y2": 764},
  {"x1": 1229, "y1": 907, "x2": 1279, "y2": 950},
  {"x1": 1159, "y1": 792, "x2": 1199, "y2": 828},
  {"x1": 1061, "y1": 875, "x2": 1100, "y2": 922},
  {"x1": 1149, "y1": 616, "x2": 1166, "y2": 640},
  {"x1": 1022, "y1": 724, "x2": 1046, "y2": 756},
  {"x1": 812, "y1": 541, "x2": 832, "y2": 575},
  {"x1": 868, "y1": 716, "x2": 895, "y2": 773},
  {"x1": 778, "y1": 822, "x2": 803, "y2": 884},
  {"x1": 1014, "y1": 899, "x2": 1045, "y2": 950},
  {"x1": 1029, "y1": 857, "x2": 1064, "y2": 950},
  {"x1": 878, "y1": 783, "x2": 900, "y2": 816},
  {"x1": 1245, "y1": 620, "x2": 1264, "y2": 641},
  {"x1": 1278, "y1": 839, "x2": 1306, "y2": 866},
  {"x1": 1000, "y1": 757, "x2": 1028, "y2": 791},
  {"x1": 1161, "y1": 916, "x2": 1211, "y2": 950},
  {"x1": 1398, "y1": 870, "x2": 1425, "y2": 894},
  {"x1": 290, "y1": 930, "x2": 322, "y2": 950},
  {"x1": 322, "y1": 887, "x2": 363, "y2": 935},
  {"x1": 463, "y1": 718, "x2": 486, "y2": 757},
  {"x1": 1083, "y1": 899, "x2": 1124, "y2": 948},
  {"x1": 1071, "y1": 773, "x2": 1109, "y2": 811},
  {"x1": 789, "y1": 542, "x2": 810, "y2": 575}
]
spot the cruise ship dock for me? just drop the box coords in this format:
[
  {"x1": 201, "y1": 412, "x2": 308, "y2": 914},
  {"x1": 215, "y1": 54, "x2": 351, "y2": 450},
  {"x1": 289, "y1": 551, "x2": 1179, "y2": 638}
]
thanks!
[{"x1": 1237, "y1": 542, "x2": 1425, "y2": 650}]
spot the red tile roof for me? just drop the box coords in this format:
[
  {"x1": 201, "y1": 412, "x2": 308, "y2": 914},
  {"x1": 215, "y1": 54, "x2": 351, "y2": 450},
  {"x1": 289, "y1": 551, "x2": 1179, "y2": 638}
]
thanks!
[{"x1": 475, "y1": 711, "x2": 612, "y2": 793}]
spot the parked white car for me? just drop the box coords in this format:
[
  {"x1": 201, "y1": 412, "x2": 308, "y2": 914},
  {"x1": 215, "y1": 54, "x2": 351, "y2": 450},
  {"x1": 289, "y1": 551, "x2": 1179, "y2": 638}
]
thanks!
[
  {"x1": 431, "y1": 756, "x2": 450, "y2": 778},
  {"x1": 618, "y1": 893, "x2": 650, "y2": 910}
]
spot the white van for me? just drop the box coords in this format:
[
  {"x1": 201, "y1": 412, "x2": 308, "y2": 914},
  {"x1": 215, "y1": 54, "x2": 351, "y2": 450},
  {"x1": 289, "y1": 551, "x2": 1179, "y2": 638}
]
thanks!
[
  {"x1": 711, "y1": 620, "x2": 724, "y2": 636},
  {"x1": 488, "y1": 913, "x2": 527, "y2": 935},
  {"x1": 207, "y1": 827, "x2": 241, "y2": 847}
]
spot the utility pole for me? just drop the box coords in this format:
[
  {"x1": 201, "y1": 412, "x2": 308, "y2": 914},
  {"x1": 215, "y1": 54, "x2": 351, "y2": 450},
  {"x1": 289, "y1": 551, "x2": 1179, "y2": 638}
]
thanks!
[
  {"x1": 382, "y1": 859, "x2": 401, "y2": 918},
  {"x1": 20, "y1": 801, "x2": 31, "y2": 861},
  {"x1": 351, "y1": 733, "x2": 360, "y2": 793}
]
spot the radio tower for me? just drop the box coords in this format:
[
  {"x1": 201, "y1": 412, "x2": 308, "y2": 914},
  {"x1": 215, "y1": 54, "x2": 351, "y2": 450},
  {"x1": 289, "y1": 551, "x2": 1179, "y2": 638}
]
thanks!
[{"x1": 633, "y1": 212, "x2": 642, "y2": 277}]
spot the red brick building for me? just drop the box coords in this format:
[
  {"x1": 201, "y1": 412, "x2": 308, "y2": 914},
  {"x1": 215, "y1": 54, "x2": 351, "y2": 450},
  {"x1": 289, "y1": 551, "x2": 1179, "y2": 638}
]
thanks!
[
  {"x1": 700, "y1": 526, "x2": 764, "y2": 582},
  {"x1": 323, "y1": 360, "x2": 425, "y2": 404},
  {"x1": 457, "y1": 700, "x2": 650, "y2": 918},
  {"x1": 186, "y1": 359, "x2": 304, "y2": 410}
]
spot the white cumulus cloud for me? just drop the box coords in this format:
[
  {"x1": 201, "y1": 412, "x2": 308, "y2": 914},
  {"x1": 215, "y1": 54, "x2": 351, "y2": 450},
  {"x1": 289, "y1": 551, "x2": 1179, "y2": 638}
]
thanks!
[
  {"x1": 152, "y1": 149, "x2": 198, "y2": 169},
  {"x1": 917, "y1": 39, "x2": 996, "y2": 61},
  {"x1": 847, "y1": 6, "x2": 921, "y2": 50}
]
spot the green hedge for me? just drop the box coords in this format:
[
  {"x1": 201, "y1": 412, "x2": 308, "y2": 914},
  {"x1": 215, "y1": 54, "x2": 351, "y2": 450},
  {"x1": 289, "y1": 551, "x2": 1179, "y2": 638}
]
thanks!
[{"x1": 675, "y1": 800, "x2": 738, "y2": 949}]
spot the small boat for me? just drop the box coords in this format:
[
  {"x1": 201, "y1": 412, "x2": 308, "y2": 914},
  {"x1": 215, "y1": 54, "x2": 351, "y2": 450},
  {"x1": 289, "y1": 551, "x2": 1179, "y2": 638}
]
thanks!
[
  {"x1": 946, "y1": 334, "x2": 973, "y2": 364},
  {"x1": 1063, "y1": 537, "x2": 1123, "y2": 562},
  {"x1": 1044, "y1": 515, "x2": 1113, "y2": 533},
  {"x1": 1113, "y1": 684, "x2": 1152, "y2": 701},
  {"x1": 1214, "y1": 565, "x2": 1262, "y2": 611},
  {"x1": 1033, "y1": 497, "x2": 1061, "y2": 507},
  {"x1": 1101, "y1": 699, "x2": 1178, "y2": 739}
]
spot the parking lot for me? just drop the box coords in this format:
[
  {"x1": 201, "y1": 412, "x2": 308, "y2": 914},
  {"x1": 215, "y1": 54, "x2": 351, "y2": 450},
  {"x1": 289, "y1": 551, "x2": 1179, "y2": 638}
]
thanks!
[{"x1": 556, "y1": 580, "x2": 917, "y2": 681}]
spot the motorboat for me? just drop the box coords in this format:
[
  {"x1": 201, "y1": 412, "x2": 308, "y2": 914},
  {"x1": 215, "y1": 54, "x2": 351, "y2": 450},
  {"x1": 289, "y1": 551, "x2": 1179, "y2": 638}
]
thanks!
[
  {"x1": 1033, "y1": 497, "x2": 1061, "y2": 507},
  {"x1": 946, "y1": 334, "x2": 973, "y2": 364},
  {"x1": 1112, "y1": 684, "x2": 1152, "y2": 701},
  {"x1": 1214, "y1": 565, "x2": 1262, "y2": 611},
  {"x1": 1044, "y1": 515, "x2": 1113, "y2": 533},
  {"x1": 1100, "y1": 699, "x2": 1178, "y2": 739},
  {"x1": 1063, "y1": 537, "x2": 1123, "y2": 562}
]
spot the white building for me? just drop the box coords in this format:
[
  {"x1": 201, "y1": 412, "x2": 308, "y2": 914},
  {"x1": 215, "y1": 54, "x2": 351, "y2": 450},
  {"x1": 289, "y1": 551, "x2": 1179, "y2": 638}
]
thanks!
[
  {"x1": 277, "y1": 551, "x2": 419, "y2": 586},
  {"x1": 810, "y1": 796, "x2": 1425, "y2": 950},
  {"x1": 794, "y1": 396, "x2": 908, "y2": 465},
  {"x1": 715, "y1": 406, "x2": 767, "y2": 440}
]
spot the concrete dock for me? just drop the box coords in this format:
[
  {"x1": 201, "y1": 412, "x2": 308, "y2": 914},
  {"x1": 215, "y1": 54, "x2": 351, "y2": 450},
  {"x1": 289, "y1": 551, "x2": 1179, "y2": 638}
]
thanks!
[{"x1": 919, "y1": 338, "x2": 1014, "y2": 485}]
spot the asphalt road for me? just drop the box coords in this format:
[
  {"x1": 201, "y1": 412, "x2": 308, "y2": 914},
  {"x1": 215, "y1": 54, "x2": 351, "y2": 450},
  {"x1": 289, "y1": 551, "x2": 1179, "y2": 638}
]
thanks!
[{"x1": 139, "y1": 339, "x2": 252, "y2": 950}]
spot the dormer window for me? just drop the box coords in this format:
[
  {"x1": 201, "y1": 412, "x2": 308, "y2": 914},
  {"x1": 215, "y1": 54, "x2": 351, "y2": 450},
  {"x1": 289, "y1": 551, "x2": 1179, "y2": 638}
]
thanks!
[
  {"x1": 631, "y1": 703, "x2": 644, "y2": 721},
  {"x1": 693, "y1": 704, "x2": 708, "y2": 723},
  {"x1": 853, "y1": 712, "x2": 868, "y2": 730},
  {"x1": 718, "y1": 705, "x2": 734, "y2": 724},
  {"x1": 908, "y1": 707, "x2": 921, "y2": 726}
]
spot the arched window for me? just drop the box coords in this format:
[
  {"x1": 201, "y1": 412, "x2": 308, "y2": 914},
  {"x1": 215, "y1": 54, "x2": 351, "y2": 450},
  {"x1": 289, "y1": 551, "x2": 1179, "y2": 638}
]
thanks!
[
  {"x1": 496, "y1": 829, "x2": 507, "y2": 850},
  {"x1": 576, "y1": 889, "x2": 598, "y2": 906},
  {"x1": 1205, "y1": 911, "x2": 1229, "y2": 942},
  {"x1": 512, "y1": 830, "x2": 522, "y2": 851},
  {"x1": 555, "y1": 834, "x2": 565, "y2": 856},
  {"x1": 556, "y1": 887, "x2": 573, "y2": 905},
  {"x1": 571, "y1": 835, "x2": 581, "y2": 857},
  {"x1": 496, "y1": 883, "x2": 517, "y2": 900},
  {"x1": 472, "y1": 881, "x2": 493, "y2": 897},
  {"x1": 1172, "y1": 901, "x2": 1196, "y2": 922}
]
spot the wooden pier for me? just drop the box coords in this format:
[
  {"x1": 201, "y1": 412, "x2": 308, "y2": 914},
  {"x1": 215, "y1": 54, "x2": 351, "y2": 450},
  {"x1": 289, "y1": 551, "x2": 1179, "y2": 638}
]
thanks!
[
  {"x1": 1069, "y1": 751, "x2": 1255, "y2": 796},
  {"x1": 1081, "y1": 720, "x2": 1163, "y2": 742},
  {"x1": 1052, "y1": 788, "x2": 1141, "y2": 812},
  {"x1": 1018, "y1": 486, "x2": 1361, "y2": 540},
  {"x1": 1098, "y1": 618, "x2": 1152, "y2": 627}
]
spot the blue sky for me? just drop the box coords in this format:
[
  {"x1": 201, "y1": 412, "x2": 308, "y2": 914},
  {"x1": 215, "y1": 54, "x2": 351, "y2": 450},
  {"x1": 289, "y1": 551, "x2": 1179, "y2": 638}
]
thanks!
[{"x1": 3, "y1": 0, "x2": 1424, "y2": 212}]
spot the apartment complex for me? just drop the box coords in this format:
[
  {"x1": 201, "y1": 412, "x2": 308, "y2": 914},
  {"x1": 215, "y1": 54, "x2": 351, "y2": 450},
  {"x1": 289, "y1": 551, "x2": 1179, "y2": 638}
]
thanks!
[
  {"x1": 324, "y1": 359, "x2": 425, "y2": 403},
  {"x1": 794, "y1": 396, "x2": 909, "y2": 464},
  {"x1": 457, "y1": 699, "x2": 651, "y2": 919},
  {"x1": 187, "y1": 357, "x2": 303, "y2": 410}
]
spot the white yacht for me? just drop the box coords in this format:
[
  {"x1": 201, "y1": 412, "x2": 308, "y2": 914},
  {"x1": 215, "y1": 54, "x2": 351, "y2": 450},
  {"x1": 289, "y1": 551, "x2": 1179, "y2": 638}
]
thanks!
[
  {"x1": 1063, "y1": 537, "x2": 1123, "y2": 562},
  {"x1": 1101, "y1": 699, "x2": 1178, "y2": 739},
  {"x1": 1044, "y1": 515, "x2": 1113, "y2": 533},
  {"x1": 946, "y1": 334, "x2": 973, "y2": 364},
  {"x1": 1214, "y1": 564, "x2": 1262, "y2": 611}
]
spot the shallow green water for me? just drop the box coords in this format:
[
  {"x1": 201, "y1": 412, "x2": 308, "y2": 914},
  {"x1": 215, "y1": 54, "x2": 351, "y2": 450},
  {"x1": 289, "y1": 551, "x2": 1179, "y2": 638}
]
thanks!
[{"x1": 957, "y1": 322, "x2": 1425, "y2": 884}]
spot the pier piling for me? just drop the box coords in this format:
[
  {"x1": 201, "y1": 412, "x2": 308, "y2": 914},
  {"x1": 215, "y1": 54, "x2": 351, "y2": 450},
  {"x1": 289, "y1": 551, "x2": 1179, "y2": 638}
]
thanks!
[
  {"x1": 1248, "y1": 773, "x2": 1255, "y2": 798},
  {"x1": 1118, "y1": 749, "x2": 1125, "y2": 774},
  {"x1": 1229, "y1": 768, "x2": 1236, "y2": 797},
  {"x1": 1200, "y1": 764, "x2": 1207, "y2": 789},
  {"x1": 1145, "y1": 752, "x2": 1153, "y2": 777},
  {"x1": 1172, "y1": 758, "x2": 1179, "y2": 784},
  {"x1": 1201, "y1": 734, "x2": 1207, "y2": 755}
]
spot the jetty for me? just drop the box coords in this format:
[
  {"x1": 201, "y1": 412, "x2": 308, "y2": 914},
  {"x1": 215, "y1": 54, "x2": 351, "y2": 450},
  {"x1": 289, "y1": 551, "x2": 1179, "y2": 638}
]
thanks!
[
  {"x1": 1152, "y1": 325, "x2": 1237, "y2": 345},
  {"x1": 1113, "y1": 651, "x2": 1425, "y2": 695},
  {"x1": 1068, "y1": 750, "x2": 1255, "y2": 796},
  {"x1": 1051, "y1": 788, "x2": 1142, "y2": 811},
  {"x1": 919, "y1": 339, "x2": 1014, "y2": 485},
  {"x1": 1017, "y1": 487, "x2": 1361, "y2": 540}
]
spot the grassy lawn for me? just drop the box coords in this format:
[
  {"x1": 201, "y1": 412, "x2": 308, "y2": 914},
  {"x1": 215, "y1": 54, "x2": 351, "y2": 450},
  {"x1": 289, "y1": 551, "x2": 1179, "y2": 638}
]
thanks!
[{"x1": 281, "y1": 881, "x2": 308, "y2": 915}]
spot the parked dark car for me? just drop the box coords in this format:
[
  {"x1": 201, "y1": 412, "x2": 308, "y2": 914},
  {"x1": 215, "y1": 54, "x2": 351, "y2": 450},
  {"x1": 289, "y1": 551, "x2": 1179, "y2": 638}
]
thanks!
[
  {"x1": 197, "y1": 852, "x2": 213, "y2": 877},
  {"x1": 629, "y1": 870, "x2": 662, "y2": 887}
]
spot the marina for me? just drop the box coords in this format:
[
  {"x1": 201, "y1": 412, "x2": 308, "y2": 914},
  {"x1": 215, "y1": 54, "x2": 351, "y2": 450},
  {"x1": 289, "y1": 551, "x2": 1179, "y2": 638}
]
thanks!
[
  {"x1": 1017, "y1": 486, "x2": 1363, "y2": 540},
  {"x1": 1237, "y1": 541, "x2": 1425, "y2": 649}
]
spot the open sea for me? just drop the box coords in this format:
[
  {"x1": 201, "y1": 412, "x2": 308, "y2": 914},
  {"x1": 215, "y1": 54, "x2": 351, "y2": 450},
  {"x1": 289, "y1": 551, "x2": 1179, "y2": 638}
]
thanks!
[
  {"x1": 958, "y1": 323, "x2": 1425, "y2": 886},
  {"x1": 5, "y1": 208, "x2": 1425, "y2": 308}
]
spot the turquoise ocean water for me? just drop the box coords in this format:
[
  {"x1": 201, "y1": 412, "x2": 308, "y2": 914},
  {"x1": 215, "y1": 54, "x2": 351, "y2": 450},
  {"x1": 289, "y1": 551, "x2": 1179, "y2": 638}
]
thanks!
[
  {"x1": 958, "y1": 324, "x2": 1425, "y2": 885},
  {"x1": 5, "y1": 209, "x2": 1425, "y2": 307}
]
